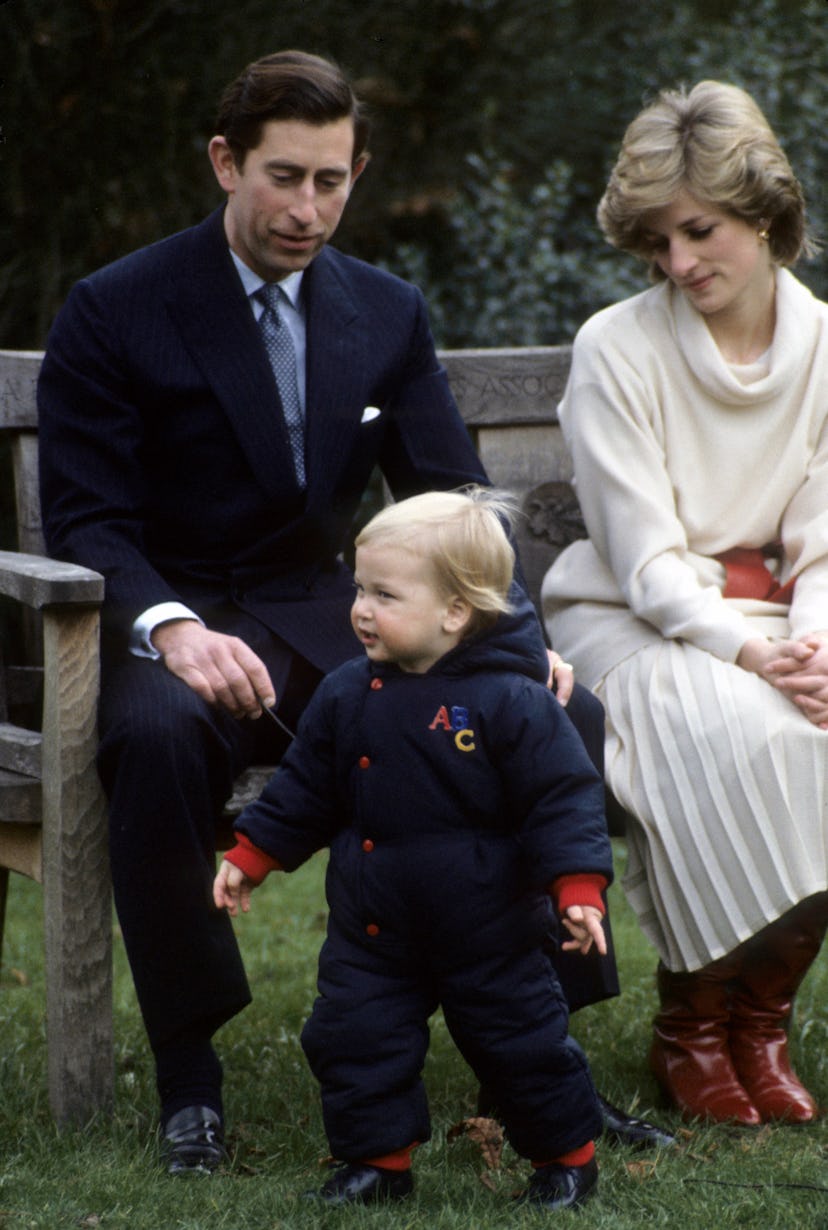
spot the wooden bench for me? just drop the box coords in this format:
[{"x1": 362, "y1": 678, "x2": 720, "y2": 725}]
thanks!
[{"x1": 0, "y1": 344, "x2": 581, "y2": 1125}]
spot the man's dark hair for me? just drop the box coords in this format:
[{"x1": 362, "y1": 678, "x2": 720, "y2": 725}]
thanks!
[{"x1": 216, "y1": 50, "x2": 370, "y2": 168}]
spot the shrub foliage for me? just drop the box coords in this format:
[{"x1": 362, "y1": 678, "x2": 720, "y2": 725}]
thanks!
[{"x1": 4, "y1": 0, "x2": 828, "y2": 350}]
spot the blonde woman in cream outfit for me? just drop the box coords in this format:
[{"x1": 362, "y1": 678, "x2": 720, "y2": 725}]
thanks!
[{"x1": 542, "y1": 80, "x2": 828, "y2": 1127}]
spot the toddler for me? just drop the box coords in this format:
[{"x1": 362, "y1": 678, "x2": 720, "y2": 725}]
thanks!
[{"x1": 214, "y1": 487, "x2": 613, "y2": 1211}]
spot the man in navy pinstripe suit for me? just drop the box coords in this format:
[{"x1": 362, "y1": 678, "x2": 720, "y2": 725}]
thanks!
[{"x1": 37, "y1": 50, "x2": 668, "y2": 1176}]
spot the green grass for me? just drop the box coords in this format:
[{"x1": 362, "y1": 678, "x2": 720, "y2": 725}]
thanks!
[{"x1": 0, "y1": 841, "x2": 826, "y2": 1229}]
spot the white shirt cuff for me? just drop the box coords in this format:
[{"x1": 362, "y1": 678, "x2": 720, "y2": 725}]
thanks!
[{"x1": 130, "y1": 602, "x2": 204, "y2": 659}]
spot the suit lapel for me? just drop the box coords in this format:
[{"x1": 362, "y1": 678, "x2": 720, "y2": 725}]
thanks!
[
  {"x1": 166, "y1": 209, "x2": 300, "y2": 498},
  {"x1": 303, "y1": 250, "x2": 372, "y2": 500}
]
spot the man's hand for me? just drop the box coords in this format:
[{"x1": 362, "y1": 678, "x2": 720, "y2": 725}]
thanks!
[
  {"x1": 213, "y1": 859, "x2": 253, "y2": 916},
  {"x1": 151, "y1": 619, "x2": 276, "y2": 718},
  {"x1": 547, "y1": 651, "x2": 574, "y2": 706},
  {"x1": 561, "y1": 905, "x2": 607, "y2": 956}
]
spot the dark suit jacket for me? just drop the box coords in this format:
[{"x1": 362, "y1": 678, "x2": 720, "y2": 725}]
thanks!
[{"x1": 38, "y1": 206, "x2": 507, "y2": 673}]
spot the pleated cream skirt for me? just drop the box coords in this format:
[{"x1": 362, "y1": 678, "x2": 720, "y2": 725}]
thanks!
[{"x1": 597, "y1": 639, "x2": 828, "y2": 972}]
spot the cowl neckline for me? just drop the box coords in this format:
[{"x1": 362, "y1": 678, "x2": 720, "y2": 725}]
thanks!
[{"x1": 669, "y1": 268, "x2": 819, "y2": 407}]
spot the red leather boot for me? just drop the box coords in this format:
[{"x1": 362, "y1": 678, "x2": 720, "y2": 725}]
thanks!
[
  {"x1": 650, "y1": 960, "x2": 761, "y2": 1125},
  {"x1": 729, "y1": 894, "x2": 827, "y2": 1123}
]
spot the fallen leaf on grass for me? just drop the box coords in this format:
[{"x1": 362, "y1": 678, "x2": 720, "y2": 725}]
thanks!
[
  {"x1": 447, "y1": 1116, "x2": 504, "y2": 1170},
  {"x1": 231, "y1": 1121, "x2": 267, "y2": 1157},
  {"x1": 739, "y1": 1124, "x2": 772, "y2": 1151},
  {"x1": 685, "y1": 1136, "x2": 722, "y2": 1164},
  {"x1": 625, "y1": 1158, "x2": 658, "y2": 1181}
]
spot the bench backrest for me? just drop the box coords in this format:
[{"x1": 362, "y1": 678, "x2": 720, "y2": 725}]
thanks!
[
  {"x1": 0, "y1": 345, "x2": 580, "y2": 611},
  {"x1": 439, "y1": 346, "x2": 581, "y2": 609}
]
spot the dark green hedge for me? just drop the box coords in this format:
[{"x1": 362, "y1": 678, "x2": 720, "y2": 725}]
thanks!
[{"x1": 4, "y1": 0, "x2": 827, "y2": 349}]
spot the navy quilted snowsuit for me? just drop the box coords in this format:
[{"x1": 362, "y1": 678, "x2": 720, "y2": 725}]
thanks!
[{"x1": 235, "y1": 614, "x2": 613, "y2": 1162}]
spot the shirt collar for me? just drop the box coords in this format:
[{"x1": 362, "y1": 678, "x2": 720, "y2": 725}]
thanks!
[{"x1": 229, "y1": 248, "x2": 305, "y2": 308}]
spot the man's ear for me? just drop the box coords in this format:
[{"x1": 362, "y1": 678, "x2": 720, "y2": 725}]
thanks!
[
  {"x1": 443, "y1": 596, "x2": 473, "y2": 635},
  {"x1": 348, "y1": 153, "x2": 370, "y2": 192},
  {"x1": 208, "y1": 135, "x2": 239, "y2": 192}
]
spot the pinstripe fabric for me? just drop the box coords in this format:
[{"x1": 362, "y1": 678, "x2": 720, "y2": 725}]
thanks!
[
  {"x1": 96, "y1": 613, "x2": 301, "y2": 1046},
  {"x1": 597, "y1": 640, "x2": 828, "y2": 972}
]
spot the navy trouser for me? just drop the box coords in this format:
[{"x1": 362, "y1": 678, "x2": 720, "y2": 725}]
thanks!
[
  {"x1": 301, "y1": 919, "x2": 603, "y2": 1163},
  {"x1": 97, "y1": 610, "x2": 318, "y2": 1049}
]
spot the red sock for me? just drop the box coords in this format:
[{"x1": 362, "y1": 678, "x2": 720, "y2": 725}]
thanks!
[
  {"x1": 362, "y1": 1143, "x2": 416, "y2": 1172},
  {"x1": 532, "y1": 1140, "x2": 595, "y2": 1169}
]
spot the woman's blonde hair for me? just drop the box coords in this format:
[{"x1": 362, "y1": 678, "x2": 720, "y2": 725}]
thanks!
[
  {"x1": 354, "y1": 486, "x2": 516, "y2": 635},
  {"x1": 598, "y1": 79, "x2": 815, "y2": 274}
]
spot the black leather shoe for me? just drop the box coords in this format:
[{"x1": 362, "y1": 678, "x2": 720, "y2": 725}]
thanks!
[
  {"x1": 305, "y1": 1162, "x2": 414, "y2": 1205},
  {"x1": 521, "y1": 1157, "x2": 598, "y2": 1210},
  {"x1": 598, "y1": 1094, "x2": 677, "y2": 1149},
  {"x1": 162, "y1": 1105, "x2": 227, "y2": 1175}
]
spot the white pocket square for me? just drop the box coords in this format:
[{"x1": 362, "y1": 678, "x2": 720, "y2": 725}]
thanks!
[{"x1": 361, "y1": 405, "x2": 382, "y2": 423}]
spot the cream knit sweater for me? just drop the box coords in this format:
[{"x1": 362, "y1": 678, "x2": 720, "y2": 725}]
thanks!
[{"x1": 542, "y1": 269, "x2": 828, "y2": 689}]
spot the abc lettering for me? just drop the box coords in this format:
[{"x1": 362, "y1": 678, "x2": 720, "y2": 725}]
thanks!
[
  {"x1": 429, "y1": 705, "x2": 475, "y2": 752},
  {"x1": 428, "y1": 705, "x2": 470, "y2": 731}
]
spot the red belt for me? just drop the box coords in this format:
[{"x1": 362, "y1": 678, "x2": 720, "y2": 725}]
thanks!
[{"x1": 715, "y1": 545, "x2": 794, "y2": 605}]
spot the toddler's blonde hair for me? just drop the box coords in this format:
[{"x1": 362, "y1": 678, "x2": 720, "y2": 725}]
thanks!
[{"x1": 355, "y1": 486, "x2": 516, "y2": 635}]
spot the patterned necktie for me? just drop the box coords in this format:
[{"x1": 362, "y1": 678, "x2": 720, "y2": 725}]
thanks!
[{"x1": 255, "y1": 283, "x2": 306, "y2": 488}]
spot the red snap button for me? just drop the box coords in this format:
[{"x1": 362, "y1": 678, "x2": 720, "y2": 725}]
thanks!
[
  {"x1": 370, "y1": 677, "x2": 383, "y2": 690},
  {"x1": 358, "y1": 755, "x2": 371, "y2": 769},
  {"x1": 362, "y1": 839, "x2": 374, "y2": 853},
  {"x1": 366, "y1": 923, "x2": 380, "y2": 937}
]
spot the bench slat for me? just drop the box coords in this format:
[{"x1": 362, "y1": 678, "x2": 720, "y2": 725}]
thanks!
[
  {"x1": 0, "y1": 724, "x2": 42, "y2": 777},
  {"x1": 0, "y1": 352, "x2": 41, "y2": 430},
  {"x1": 0, "y1": 772, "x2": 42, "y2": 826},
  {"x1": 439, "y1": 346, "x2": 570, "y2": 426}
]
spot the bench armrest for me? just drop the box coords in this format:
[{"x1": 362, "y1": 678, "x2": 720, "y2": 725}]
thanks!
[{"x1": 0, "y1": 550, "x2": 104, "y2": 609}]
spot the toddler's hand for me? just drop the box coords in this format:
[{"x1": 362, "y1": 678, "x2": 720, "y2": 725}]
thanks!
[
  {"x1": 213, "y1": 859, "x2": 253, "y2": 916},
  {"x1": 547, "y1": 652, "x2": 574, "y2": 706},
  {"x1": 561, "y1": 905, "x2": 607, "y2": 956}
]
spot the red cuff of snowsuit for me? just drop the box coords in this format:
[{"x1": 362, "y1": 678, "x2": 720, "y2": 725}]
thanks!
[
  {"x1": 224, "y1": 832, "x2": 283, "y2": 886},
  {"x1": 550, "y1": 874, "x2": 608, "y2": 916}
]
